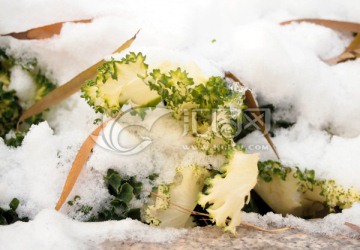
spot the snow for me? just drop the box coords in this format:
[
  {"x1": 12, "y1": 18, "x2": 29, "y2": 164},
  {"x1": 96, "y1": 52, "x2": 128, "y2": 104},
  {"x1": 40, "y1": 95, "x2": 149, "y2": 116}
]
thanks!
[
  {"x1": 0, "y1": 209, "x2": 185, "y2": 250},
  {"x1": 243, "y1": 202, "x2": 360, "y2": 238},
  {"x1": 9, "y1": 66, "x2": 36, "y2": 107},
  {"x1": 1, "y1": 0, "x2": 360, "y2": 248}
]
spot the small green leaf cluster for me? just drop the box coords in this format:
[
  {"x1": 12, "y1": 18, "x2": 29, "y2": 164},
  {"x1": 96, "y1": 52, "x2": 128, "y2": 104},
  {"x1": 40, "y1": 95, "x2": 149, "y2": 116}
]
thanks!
[
  {"x1": 0, "y1": 47, "x2": 57, "y2": 147},
  {"x1": 0, "y1": 82, "x2": 22, "y2": 138},
  {"x1": 0, "y1": 198, "x2": 28, "y2": 225},
  {"x1": 257, "y1": 160, "x2": 291, "y2": 182},
  {"x1": 149, "y1": 68, "x2": 243, "y2": 154},
  {"x1": 67, "y1": 195, "x2": 94, "y2": 216},
  {"x1": 89, "y1": 169, "x2": 143, "y2": 221},
  {"x1": 0, "y1": 48, "x2": 15, "y2": 87},
  {"x1": 148, "y1": 69, "x2": 233, "y2": 120},
  {"x1": 149, "y1": 68, "x2": 194, "y2": 114},
  {"x1": 4, "y1": 131, "x2": 25, "y2": 147},
  {"x1": 31, "y1": 69, "x2": 57, "y2": 102}
]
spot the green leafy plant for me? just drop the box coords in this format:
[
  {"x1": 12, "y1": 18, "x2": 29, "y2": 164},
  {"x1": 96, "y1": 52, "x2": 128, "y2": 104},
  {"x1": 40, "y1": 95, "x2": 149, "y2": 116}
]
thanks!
[
  {"x1": 82, "y1": 52, "x2": 245, "y2": 155},
  {"x1": 198, "y1": 151, "x2": 259, "y2": 233},
  {"x1": 0, "y1": 82, "x2": 22, "y2": 138},
  {"x1": 255, "y1": 160, "x2": 360, "y2": 218},
  {"x1": 0, "y1": 47, "x2": 57, "y2": 147},
  {"x1": 88, "y1": 169, "x2": 143, "y2": 222},
  {"x1": 67, "y1": 51, "x2": 360, "y2": 234},
  {"x1": 145, "y1": 165, "x2": 211, "y2": 228},
  {"x1": 0, "y1": 198, "x2": 28, "y2": 225}
]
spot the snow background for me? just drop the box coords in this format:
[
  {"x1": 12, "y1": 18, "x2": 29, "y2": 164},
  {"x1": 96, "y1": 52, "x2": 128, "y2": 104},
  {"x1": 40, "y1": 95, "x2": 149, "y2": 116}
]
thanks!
[{"x1": 0, "y1": 0, "x2": 360, "y2": 248}]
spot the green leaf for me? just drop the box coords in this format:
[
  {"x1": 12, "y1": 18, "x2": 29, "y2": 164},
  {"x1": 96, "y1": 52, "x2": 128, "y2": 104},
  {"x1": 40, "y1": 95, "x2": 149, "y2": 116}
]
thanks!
[
  {"x1": 4, "y1": 131, "x2": 25, "y2": 147},
  {"x1": 0, "y1": 215, "x2": 7, "y2": 225},
  {"x1": 9, "y1": 198, "x2": 19, "y2": 211},
  {"x1": 110, "y1": 198, "x2": 127, "y2": 210},
  {"x1": 106, "y1": 170, "x2": 122, "y2": 195},
  {"x1": 118, "y1": 183, "x2": 134, "y2": 203},
  {"x1": 126, "y1": 208, "x2": 141, "y2": 221},
  {"x1": 148, "y1": 173, "x2": 159, "y2": 181},
  {"x1": 80, "y1": 205, "x2": 93, "y2": 215},
  {"x1": 129, "y1": 176, "x2": 142, "y2": 198},
  {"x1": 3, "y1": 209, "x2": 17, "y2": 224}
]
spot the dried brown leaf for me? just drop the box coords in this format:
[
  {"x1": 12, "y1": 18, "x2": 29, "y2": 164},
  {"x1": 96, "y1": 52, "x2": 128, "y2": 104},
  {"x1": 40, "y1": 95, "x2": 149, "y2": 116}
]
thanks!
[
  {"x1": 281, "y1": 19, "x2": 360, "y2": 63},
  {"x1": 2, "y1": 19, "x2": 92, "y2": 40},
  {"x1": 325, "y1": 34, "x2": 360, "y2": 63},
  {"x1": 280, "y1": 19, "x2": 360, "y2": 33},
  {"x1": 55, "y1": 121, "x2": 108, "y2": 211},
  {"x1": 18, "y1": 30, "x2": 139, "y2": 127},
  {"x1": 225, "y1": 72, "x2": 280, "y2": 159}
]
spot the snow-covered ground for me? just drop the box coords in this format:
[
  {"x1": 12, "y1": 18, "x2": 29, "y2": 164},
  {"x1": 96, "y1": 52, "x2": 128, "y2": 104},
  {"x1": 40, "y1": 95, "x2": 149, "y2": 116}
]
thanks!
[{"x1": 1, "y1": 0, "x2": 360, "y2": 248}]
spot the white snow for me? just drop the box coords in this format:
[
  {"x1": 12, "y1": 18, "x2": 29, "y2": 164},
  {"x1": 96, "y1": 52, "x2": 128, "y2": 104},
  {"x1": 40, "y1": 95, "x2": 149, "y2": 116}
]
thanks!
[
  {"x1": 1, "y1": 0, "x2": 360, "y2": 247},
  {"x1": 0, "y1": 209, "x2": 185, "y2": 250},
  {"x1": 8, "y1": 66, "x2": 36, "y2": 107},
  {"x1": 243, "y1": 202, "x2": 360, "y2": 238}
]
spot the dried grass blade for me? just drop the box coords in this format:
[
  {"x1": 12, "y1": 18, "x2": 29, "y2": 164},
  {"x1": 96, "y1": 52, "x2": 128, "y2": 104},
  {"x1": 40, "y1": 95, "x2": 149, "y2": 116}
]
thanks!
[
  {"x1": 113, "y1": 29, "x2": 140, "y2": 54},
  {"x1": 55, "y1": 122, "x2": 108, "y2": 210},
  {"x1": 280, "y1": 19, "x2": 360, "y2": 33},
  {"x1": 18, "y1": 31, "x2": 139, "y2": 126},
  {"x1": 2, "y1": 19, "x2": 92, "y2": 40},
  {"x1": 18, "y1": 60, "x2": 103, "y2": 126},
  {"x1": 225, "y1": 72, "x2": 280, "y2": 159}
]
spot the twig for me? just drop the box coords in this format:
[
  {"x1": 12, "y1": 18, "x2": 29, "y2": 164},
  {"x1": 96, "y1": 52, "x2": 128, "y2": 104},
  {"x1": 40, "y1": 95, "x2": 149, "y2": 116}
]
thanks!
[
  {"x1": 241, "y1": 223, "x2": 295, "y2": 233},
  {"x1": 345, "y1": 222, "x2": 360, "y2": 233}
]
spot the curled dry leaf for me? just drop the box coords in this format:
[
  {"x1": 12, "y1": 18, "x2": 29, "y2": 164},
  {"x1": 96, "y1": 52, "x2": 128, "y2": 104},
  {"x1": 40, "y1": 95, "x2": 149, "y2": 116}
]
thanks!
[
  {"x1": 2, "y1": 19, "x2": 92, "y2": 40},
  {"x1": 18, "y1": 30, "x2": 139, "y2": 127},
  {"x1": 325, "y1": 34, "x2": 360, "y2": 63},
  {"x1": 225, "y1": 72, "x2": 280, "y2": 159},
  {"x1": 281, "y1": 19, "x2": 360, "y2": 64}
]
